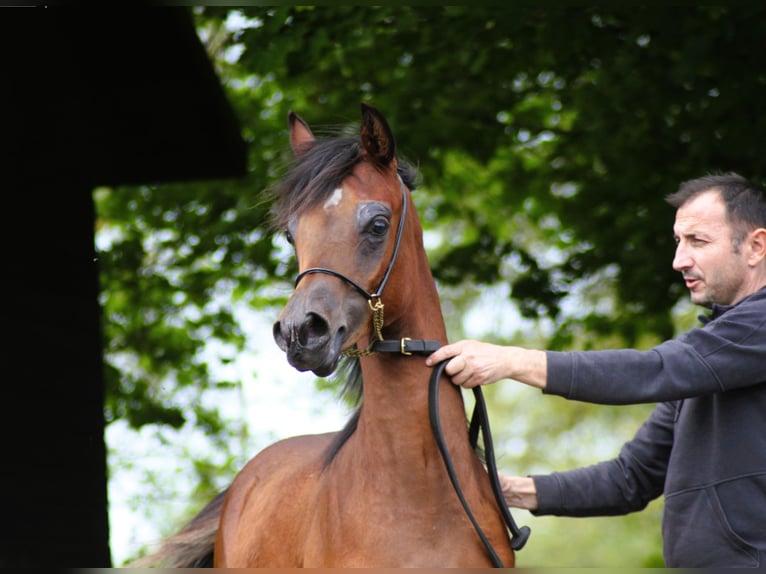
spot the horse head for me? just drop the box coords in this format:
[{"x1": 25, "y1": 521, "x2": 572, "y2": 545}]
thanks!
[{"x1": 272, "y1": 104, "x2": 418, "y2": 377}]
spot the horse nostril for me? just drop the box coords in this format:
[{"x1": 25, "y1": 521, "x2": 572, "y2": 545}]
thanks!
[
  {"x1": 299, "y1": 312, "x2": 330, "y2": 347},
  {"x1": 273, "y1": 320, "x2": 288, "y2": 351}
]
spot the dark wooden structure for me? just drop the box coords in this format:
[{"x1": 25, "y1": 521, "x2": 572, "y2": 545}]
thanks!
[{"x1": 1, "y1": 8, "x2": 246, "y2": 567}]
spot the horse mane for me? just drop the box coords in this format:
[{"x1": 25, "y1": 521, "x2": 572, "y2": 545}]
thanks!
[
  {"x1": 323, "y1": 357, "x2": 362, "y2": 468},
  {"x1": 267, "y1": 126, "x2": 420, "y2": 469}
]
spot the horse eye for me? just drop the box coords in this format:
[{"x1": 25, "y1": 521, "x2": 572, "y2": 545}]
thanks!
[
  {"x1": 369, "y1": 216, "x2": 389, "y2": 237},
  {"x1": 285, "y1": 230, "x2": 294, "y2": 245}
]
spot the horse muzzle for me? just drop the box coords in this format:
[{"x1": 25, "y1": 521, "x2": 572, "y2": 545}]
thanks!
[{"x1": 273, "y1": 311, "x2": 347, "y2": 377}]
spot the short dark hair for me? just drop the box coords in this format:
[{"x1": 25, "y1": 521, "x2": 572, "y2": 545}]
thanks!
[{"x1": 665, "y1": 172, "x2": 766, "y2": 244}]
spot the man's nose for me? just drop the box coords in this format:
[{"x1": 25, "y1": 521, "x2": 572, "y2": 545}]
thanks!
[{"x1": 672, "y1": 244, "x2": 692, "y2": 272}]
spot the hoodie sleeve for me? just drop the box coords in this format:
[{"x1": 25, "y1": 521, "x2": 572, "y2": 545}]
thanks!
[
  {"x1": 533, "y1": 402, "x2": 674, "y2": 516},
  {"x1": 544, "y1": 293, "x2": 766, "y2": 405}
]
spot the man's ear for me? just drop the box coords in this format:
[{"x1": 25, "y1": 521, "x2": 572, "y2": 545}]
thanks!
[{"x1": 746, "y1": 227, "x2": 766, "y2": 267}]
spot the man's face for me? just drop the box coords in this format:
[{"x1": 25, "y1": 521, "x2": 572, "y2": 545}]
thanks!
[{"x1": 672, "y1": 189, "x2": 749, "y2": 307}]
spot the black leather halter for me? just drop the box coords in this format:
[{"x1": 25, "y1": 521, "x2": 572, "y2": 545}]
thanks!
[
  {"x1": 291, "y1": 176, "x2": 530, "y2": 565},
  {"x1": 294, "y1": 176, "x2": 409, "y2": 307}
]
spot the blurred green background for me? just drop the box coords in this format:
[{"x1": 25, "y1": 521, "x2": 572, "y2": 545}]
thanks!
[{"x1": 101, "y1": 6, "x2": 765, "y2": 566}]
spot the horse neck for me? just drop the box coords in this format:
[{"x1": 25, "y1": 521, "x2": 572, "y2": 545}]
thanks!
[{"x1": 354, "y1": 262, "x2": 471, "y2": 467}]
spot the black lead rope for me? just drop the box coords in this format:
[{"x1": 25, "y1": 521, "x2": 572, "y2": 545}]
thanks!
[{"x1": 428, "y1": 358, "x2": 531, "y2": 567}]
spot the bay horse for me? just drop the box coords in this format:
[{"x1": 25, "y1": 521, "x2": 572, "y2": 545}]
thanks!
[{"x1": 132, "y1": 103, "x2": 528, "y2": 568}]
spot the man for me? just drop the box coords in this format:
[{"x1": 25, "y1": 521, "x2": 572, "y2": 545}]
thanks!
[{"x1": 426, "y1": 173, "x2": 766, "y2": 567}]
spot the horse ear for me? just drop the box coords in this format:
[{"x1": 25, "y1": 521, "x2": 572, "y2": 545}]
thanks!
[
  {"x1": 360, "y1": 103, "x2": 396, "y2": 166},
  {"x1": 289, "y1": 110, "x2": 315, "y2": 156}
]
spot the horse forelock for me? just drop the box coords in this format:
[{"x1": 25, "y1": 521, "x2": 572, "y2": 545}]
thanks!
[
  {"x1": 269, "y1": 135, "x2": 419, "y2": 233},
  {"x1": 270, "y1": 137, "x2": 360, "y2": 232}
]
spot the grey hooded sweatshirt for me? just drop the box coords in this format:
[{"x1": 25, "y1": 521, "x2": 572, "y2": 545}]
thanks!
[{"x1": 534, "y1": 286, "x2": 766, "y2": 567}]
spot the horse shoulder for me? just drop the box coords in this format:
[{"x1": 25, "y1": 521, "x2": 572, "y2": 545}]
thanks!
[{"x1": 215, "y1": 432, "x2": 337, "y2": 567}]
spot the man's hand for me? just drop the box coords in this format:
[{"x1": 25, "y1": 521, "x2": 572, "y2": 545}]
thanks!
[
  {"x1": 425, "y1": 339, "x2": 548, "y2": 390},
  {"x1": 498, "y1": 473, "x2": 539, "y2": 511}
]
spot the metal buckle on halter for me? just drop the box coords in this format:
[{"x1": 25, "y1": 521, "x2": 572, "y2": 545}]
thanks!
[
  {"x1": 368, "y1": 295, "x2": 383, "y2": 312},
  {"x1": 400, "y1": 337, "x2": 412, "y2": 355}
]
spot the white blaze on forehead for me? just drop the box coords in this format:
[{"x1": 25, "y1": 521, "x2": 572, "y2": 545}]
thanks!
[{"x1": 324, "y1": 187, "x2": 344, "y2": 210}]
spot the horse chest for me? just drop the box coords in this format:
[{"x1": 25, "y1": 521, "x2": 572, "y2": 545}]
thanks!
[
  {"x1": 302, "y1": 506, "x2": 498, "y2": 567},
  {"x1": 299, "y1": 470, "x2": 504, "y2": 567}
]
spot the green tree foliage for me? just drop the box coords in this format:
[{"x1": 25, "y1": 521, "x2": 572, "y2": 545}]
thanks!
[{"x1": 102, "y1": 6, "x2": 766, "y2": 566}]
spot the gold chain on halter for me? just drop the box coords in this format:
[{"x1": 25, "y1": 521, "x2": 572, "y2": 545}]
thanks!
[{"x1": 342, "y1": 296, "x2": 385, "y2": 357}]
